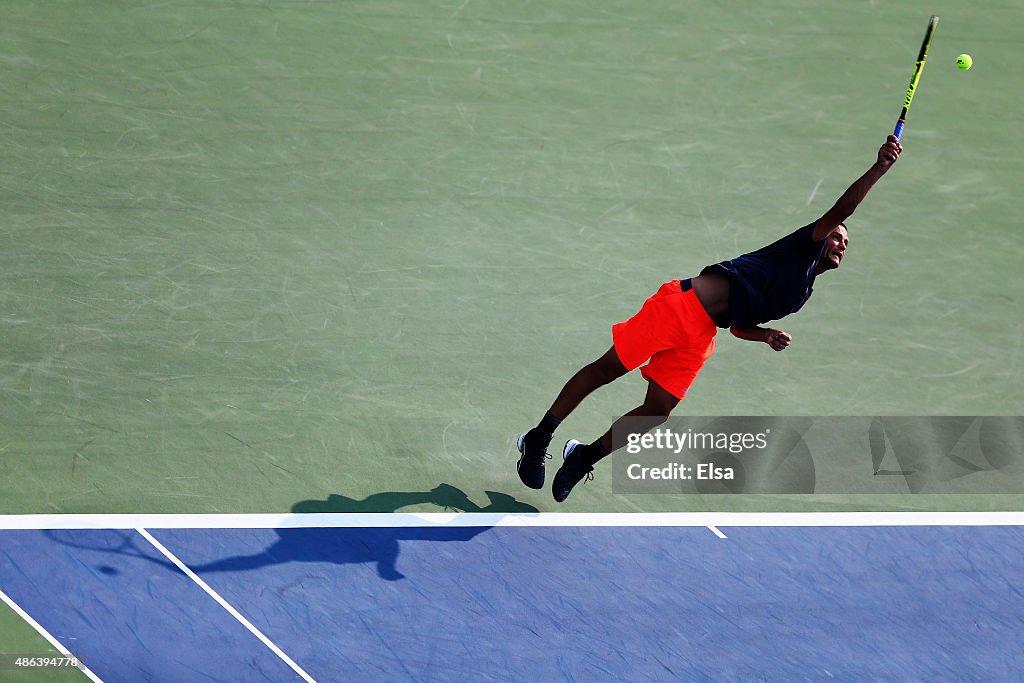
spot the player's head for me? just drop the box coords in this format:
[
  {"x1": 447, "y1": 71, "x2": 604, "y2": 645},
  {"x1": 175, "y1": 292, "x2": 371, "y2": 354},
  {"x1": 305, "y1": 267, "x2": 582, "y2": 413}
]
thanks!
[{"x1": 816, "y1": 223, "x2": 848, "y2": 273}]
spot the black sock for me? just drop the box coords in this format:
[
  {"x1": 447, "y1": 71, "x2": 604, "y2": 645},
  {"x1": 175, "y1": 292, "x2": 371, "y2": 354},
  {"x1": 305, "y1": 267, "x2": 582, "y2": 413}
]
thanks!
[
  {"x1": 535, "y1": 410, "x2": 561, "y2": 436},
  {"x1": 579, "y1": 438, "x2": 611, "y2": 468}
]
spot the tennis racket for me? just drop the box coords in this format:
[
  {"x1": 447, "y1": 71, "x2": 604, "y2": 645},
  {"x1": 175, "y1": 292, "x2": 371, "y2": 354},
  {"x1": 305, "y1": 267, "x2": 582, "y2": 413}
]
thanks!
[{"x1": 893, "y1": 15, "x2": 939, "y2": 140}]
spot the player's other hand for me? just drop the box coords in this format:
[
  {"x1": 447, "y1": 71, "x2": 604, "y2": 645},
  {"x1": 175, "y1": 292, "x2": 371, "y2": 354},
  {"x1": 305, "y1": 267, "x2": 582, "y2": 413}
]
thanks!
[
  {"x1": 877, "y1": 135, "x2": 903, "y2": 169},
  {"x1": 764, "y1": 329, "x2": 792, "y2": 351}
]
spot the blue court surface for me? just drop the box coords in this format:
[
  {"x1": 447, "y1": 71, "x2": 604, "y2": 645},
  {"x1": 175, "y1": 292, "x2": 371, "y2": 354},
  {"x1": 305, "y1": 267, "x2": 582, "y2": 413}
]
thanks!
[{"x1": 1, "y1": 513, "x2": 1022, "y2": 682}]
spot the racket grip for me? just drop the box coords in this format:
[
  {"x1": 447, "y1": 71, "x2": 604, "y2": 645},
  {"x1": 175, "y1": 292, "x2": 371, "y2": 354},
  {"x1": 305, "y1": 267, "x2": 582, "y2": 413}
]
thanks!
[{"x1": 893, "y1": 119, "x2": 905, "y2": 140}]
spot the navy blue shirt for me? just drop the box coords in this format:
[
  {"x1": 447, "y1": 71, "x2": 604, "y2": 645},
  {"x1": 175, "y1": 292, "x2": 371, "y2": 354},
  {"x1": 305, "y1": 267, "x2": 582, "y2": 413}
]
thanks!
[{"x1": 700, "y1": 223, "x2": 827, "y2": 327}]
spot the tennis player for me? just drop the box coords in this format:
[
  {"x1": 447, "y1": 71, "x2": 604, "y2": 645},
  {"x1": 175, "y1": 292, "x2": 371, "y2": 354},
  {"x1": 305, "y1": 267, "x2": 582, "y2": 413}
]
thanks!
[{"x1": 517, "y1": 135, "x2": 903, "y2": 502}]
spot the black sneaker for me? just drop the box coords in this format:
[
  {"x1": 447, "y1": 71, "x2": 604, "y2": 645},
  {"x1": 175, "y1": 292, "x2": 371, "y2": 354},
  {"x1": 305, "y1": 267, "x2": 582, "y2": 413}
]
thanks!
[
  {"x1": 552, "y1": 439, "x2": 594, "y2": 503},
  {"x1": 516, "y1": 429, "x2": 552, "y2": 489}
]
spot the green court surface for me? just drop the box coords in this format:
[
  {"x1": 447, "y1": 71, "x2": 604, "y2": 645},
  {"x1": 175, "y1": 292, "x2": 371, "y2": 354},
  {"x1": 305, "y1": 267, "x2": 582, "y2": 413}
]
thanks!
[
  {"x1": 0, "y1": 601, "x2": 83, "y2": 683},
  {"x1": 2, "y1": 0, "x2": 1023, "y2": 528}
]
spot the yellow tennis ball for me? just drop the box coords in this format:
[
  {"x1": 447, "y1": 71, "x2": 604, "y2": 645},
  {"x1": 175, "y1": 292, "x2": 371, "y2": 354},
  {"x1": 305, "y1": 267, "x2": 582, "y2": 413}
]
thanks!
[{"x1": 956, "y1": 53, "x2": 973, "y2": 70}]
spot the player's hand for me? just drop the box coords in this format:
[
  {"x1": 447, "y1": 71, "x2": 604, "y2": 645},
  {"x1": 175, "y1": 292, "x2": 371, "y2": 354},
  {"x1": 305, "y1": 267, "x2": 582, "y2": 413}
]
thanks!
[
  {"x1": 764, "y1": 329, "x2": 792, "y2": 351},
  {"x1": 877, "y1": 135, "x2": 903, "y2": 169}
]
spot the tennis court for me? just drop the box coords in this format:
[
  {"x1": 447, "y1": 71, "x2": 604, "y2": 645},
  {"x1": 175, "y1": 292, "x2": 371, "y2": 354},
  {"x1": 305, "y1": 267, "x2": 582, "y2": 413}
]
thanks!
[
  {"x1": 3, "y1": 513, "x2": 1024, "y2": 681},
  {"x1": 2, "y1": 0, "x2": 1022, "y2": 680}
]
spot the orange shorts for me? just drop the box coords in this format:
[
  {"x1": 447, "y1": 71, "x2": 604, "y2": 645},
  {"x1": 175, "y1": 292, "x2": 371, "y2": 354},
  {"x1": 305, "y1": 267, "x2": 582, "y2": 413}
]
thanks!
[{"x1": 611, "y1": 280, "x2": 718, "y2": 399}]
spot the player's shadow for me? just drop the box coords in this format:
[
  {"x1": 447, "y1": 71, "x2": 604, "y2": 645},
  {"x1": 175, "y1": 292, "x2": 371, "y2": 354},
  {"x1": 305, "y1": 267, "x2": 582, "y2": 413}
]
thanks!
[
  {"x1": 290, "y1": 483, "x2": 537, "y2": 514},
  {"x1": 190, "y1": 484, "x2": 538, "y2": 581}
]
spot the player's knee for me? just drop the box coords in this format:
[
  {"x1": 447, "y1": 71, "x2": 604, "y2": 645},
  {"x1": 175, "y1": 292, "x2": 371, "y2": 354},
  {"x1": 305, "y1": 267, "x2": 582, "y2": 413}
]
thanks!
[
  {"x1": 589, "y1": 351, "x2": 627, "y2": 385},
  {"x1": 649, "y1": 400, "x2": 677, "y2": 419},
  {"x1": 644, "y1": 390, "x2": 680, "y2": 417}
]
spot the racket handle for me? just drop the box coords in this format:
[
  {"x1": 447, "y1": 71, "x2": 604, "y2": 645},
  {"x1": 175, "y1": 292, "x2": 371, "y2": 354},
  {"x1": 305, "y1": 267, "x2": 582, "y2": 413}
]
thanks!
[{"x1": 893, "y1": 119, "x2": 905, "y2": 140}]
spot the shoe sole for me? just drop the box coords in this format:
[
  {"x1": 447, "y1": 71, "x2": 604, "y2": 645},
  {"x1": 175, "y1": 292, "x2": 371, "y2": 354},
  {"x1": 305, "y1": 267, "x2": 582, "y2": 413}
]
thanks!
[
  {"x1": 516, "y1": 433, "x2": 544, "y2": 490},
  {"x1": 552, "y1": 439, "x2": 583, "y2": 503},
  {"x1": 562, "y1": 439, "x2": 582, "y2": 461}
]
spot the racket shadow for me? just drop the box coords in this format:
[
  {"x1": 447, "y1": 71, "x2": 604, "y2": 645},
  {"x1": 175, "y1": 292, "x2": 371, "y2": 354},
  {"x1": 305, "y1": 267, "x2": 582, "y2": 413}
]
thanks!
[{"x1": 43, "y1": 528, "x2": 179, "y2": 575}]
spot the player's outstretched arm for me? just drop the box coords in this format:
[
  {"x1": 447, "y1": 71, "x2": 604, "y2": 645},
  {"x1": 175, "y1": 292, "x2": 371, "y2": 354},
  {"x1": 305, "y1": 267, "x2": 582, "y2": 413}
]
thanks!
[
  {"x1": 731, "y1": 326, "x2": 792, "y2": 351},
  {"x1": 812, "y1": 136, "x2": 903, "y2": 241}
]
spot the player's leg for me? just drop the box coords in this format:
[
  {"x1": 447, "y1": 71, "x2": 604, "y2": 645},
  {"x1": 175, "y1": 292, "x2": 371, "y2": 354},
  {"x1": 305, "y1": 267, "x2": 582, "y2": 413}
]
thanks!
[
  {"x1": 550, "y1": 346, "x2": 628, "y2": 420},
  {"x1": 549, "y1": 281, "x2": 718, "y2": 502},
  {"x1": 601, "y1": 379, "x2": 680, "y2": 452},
  {"x1": 516, "y1": 281, "x2": 687, "y2": 490},
  {"x1": 552, "y1": 378, "x2": 679, "y2": 503},
  {"x1": 516, "y1": 347, "x2": 627, "y2": 490}
]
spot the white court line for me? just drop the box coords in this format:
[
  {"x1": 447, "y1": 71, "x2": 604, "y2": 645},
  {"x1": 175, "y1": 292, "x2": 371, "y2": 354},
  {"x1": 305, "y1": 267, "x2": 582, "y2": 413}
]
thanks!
[
  {"x1": 806, "y1": 177, "x2": 824, "y2": 205},
  {"x1": 136, "y1": 528, "x2": 317, "y2": 683},
  {"x1": 707, "y1": 525, "x2": 728, "y2": 539},
  {"x1": 0, "y1": 587, "x2": 104, "y2": 682},
  {"x1": 0, "y1": 511, "x2": 1024, "y2": 530}
]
